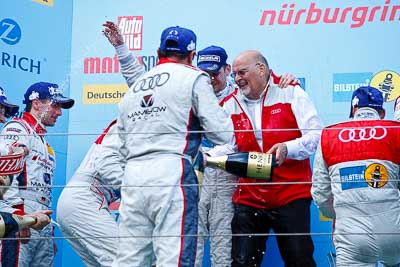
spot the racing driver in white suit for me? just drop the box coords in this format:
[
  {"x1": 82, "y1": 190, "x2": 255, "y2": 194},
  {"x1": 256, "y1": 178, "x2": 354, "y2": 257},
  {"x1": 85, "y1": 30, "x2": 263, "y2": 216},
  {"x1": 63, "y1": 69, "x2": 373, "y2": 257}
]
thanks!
[
  {"x1": 312, "y1": 86, "x2": 400, "y2": 267},
  {"x1": 111, "y1": 26, "x2": 233, "y2": 267}
]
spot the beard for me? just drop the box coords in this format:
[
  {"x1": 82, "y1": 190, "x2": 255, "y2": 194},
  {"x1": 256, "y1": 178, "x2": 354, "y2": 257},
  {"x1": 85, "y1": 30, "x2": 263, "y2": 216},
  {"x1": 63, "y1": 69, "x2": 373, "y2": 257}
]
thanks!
[{"x1": 240, "y1": 86, "x2": 251, "y2": 97}]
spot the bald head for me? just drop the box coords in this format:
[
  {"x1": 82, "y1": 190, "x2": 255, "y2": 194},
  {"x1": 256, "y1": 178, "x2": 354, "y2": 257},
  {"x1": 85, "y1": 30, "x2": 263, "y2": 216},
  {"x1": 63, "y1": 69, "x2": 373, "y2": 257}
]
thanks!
[{"x1": 232, "y1": 50, "x2": 270, "y2": 99}]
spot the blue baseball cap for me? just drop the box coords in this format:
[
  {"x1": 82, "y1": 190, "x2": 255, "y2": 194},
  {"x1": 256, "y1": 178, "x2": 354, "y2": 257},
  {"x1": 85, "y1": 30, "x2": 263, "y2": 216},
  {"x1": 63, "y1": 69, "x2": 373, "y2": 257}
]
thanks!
[
  {"x1": 159, "y1": 26, "x2": 196, "y2": 54},
  {"x1": 23, "y1": 82, "x2": 75, "y2": 109},
  {"x1": 349, "y1": 86, "x2": 383, "y2": 118},
  {"x1": 197, "y1": 46, "x2": 228, "y2": 73},
  {"x1": 0, "y1": 86, "x2": 19, "y2": 117}
]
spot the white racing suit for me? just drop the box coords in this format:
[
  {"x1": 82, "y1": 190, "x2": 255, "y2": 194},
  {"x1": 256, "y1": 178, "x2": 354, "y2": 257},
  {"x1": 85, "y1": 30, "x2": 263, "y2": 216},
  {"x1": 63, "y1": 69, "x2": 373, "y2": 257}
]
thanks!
[
  {"x1": 195, "y1": 82, "x2": 237, "y2": 267},
  {"x1": 57, "y1": 120, "x2": 125, "y2": 267},
  {"x1": 0, "y1": 112, "x2": 56, "y2": 267},
  {"x1": 57, "y1": 44, "x2": 143, "y2": 267},
  {"x1": 112, "y1": 58, "x2": 233, "y2": 267},
  {"x1": 312, "y1": 108, "x2": 400, "y2": 267}
]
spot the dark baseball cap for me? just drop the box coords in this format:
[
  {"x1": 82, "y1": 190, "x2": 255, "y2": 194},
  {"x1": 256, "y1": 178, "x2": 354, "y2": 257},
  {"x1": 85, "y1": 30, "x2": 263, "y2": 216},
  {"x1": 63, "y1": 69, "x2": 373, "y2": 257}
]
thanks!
[
  {"x1": 197, "y1": 45, "x2": 228, "y2": 73},
  {"x1": 23, "y1": 82, "x2": 74, "y2": 109}
]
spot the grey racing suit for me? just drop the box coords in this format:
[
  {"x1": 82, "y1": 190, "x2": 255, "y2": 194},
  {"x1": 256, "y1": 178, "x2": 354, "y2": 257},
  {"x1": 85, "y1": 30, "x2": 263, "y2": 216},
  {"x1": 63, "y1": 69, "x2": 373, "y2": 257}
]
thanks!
[
  {"x1": 111, "y1": 58, "x2": 233, "y2": 267},
  {"x1": 312, "y1": 108, "x2": 400, "y2": 267},
  {"x1": 195, "y1": 81, "x2": 237, "y2": 267},
  {"x1": 57, "y1": 120, "x2": 125, "y2": 267}
]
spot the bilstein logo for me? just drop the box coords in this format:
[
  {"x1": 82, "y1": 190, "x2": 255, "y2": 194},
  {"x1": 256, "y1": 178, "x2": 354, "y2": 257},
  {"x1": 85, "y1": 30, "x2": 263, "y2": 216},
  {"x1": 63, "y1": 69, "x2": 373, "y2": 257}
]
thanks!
[
  {"x1": 259, "y1": 1, "x2": 400, "y2": 28},
  {"x1": 140, "y1": 94, "x2": 154, "y2": 108},
  {"x1": 370, "y1": 70, "x2": 400, "y2": 102},
  {"x1": 0, "y1": 18, "x2": 21, "y2": 45},
  {"x1": 332, "y1": 73, "x2": 372, "y2": 102},
  {"x1": 118, "y1": 16, "x2": 143, "y2": 51},
  {"x1": 364, "y1": 163, "x2": 388, "y2": 188},
  {"x1": 83, "y1": 55, "x2": 157, "y2": 74}
]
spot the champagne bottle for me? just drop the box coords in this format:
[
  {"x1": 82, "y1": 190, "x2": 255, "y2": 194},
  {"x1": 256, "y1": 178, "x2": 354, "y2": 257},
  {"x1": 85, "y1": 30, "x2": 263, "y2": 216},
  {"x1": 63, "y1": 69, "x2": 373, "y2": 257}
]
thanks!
[
  {"x1": 206, "y1": 152, "x2": 276, "y2": 180},
  {"x1": 0, "y1": 212, "x2": 36, "y2": 238}
]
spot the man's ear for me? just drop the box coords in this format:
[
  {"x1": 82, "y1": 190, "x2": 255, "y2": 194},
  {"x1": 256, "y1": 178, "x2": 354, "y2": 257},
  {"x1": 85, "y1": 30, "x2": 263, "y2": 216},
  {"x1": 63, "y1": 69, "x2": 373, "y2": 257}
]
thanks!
[
  {"x1": 31, "y1": 99, "x2": 40, "y2": 111},
  {"x1": 225, "y1": 64, "x2": 231, "y2": 75},
  {"x1": 379, "y1": 109, "x2": 386, "y2": 119},
  {"x1": 188, "y1": 50, "x2": 196, "y2": 65}
]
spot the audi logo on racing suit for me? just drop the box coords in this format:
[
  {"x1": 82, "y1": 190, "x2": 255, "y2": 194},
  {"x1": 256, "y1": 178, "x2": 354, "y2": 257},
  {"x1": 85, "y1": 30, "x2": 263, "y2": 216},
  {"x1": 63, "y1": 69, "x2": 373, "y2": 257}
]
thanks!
[
  {"x1": 338, "y1": 126, "x2": 387, "y2": 143},
  {"x1": 132, "y1": 72, "x2": 170, "y2": 93}
]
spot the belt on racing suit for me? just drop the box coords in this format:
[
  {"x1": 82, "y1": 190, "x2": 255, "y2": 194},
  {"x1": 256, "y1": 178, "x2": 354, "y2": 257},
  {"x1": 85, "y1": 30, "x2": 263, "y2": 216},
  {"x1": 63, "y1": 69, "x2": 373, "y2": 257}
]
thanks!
[
  {"x1": 19, "y1": 190, "x2": 52, "y2": 208},
  {"x1": 90, "y1": 177, "x2": 118, "y2": 205}
]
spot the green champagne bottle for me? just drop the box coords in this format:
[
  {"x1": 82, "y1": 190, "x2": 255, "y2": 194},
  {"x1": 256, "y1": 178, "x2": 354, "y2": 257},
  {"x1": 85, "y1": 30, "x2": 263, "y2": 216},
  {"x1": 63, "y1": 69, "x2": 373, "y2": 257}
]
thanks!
[{"x1": 206, "y1": 152, "x2": 276, "y2": 180}]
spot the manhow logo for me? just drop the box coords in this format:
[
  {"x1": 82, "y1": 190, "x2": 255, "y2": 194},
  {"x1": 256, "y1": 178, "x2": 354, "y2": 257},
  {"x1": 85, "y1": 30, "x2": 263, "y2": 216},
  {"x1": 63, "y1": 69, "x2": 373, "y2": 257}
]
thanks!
[
  {"x1": 83, "y1": 84, "x2": 128, "y2": 104},
  {"x1": 259, "y1": 1, "x2": 400, "y2": 28},
  {"x1": 32, "y1": 0, "x2": 54, "y2": 7},
  {"x1": 0, "y1": 18, "x2": 21, "y2": 45},
  {"x1": 370, "y1": 70, "x2": 400, "y2": 102},
  {"x1": 332, "y1": 72, "x2": 372, "y2": 102},
  {"x1": 118, "y1": 16, "x2": 143, "y2": 51}
]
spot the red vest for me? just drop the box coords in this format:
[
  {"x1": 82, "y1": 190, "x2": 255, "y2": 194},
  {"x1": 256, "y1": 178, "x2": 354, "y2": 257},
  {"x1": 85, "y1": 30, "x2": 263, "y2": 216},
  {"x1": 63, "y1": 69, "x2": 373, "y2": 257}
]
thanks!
[
  {"x1": 321, "y1": 120, "x2": 400, "y2": 167},
  {"x1": 221, "y1": 79, "x2": 312, "y2": 209}
]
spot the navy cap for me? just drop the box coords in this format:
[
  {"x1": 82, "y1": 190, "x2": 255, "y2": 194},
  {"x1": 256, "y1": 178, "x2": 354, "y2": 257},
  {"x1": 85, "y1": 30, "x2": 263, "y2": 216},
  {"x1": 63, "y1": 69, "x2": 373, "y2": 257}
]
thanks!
[
  {"x1": 197, "y1": 46, "x2": 228, "y2": 73},
  {"x1": 349, "y1": 86, "x2": 383, "y2": 118},
  {"x1": 159, "y1": 26, "x2": 196, "y2": 54},
  {"x1": 0, "y1": 87, "x2": 19, "y2": 117},
  {"x1": 23, "y1": 82, "x2": 74, "y2": 109}
]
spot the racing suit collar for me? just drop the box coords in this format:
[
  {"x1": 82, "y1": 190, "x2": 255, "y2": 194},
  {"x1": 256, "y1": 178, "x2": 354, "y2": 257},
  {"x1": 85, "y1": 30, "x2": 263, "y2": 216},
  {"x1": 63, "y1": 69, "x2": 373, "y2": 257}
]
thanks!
[
  {"x1": 22, "y1": 112, "x2": 47, "y2": 135},
  {"x1": 353, "y1": 107, "x2": 381, "y2": 120},
  {"x1": 157, "y1": 57, "x2": 195, "y2": 67},
  {"x1": 215, "y1": 81, "x2": 235, "y2": 100}
]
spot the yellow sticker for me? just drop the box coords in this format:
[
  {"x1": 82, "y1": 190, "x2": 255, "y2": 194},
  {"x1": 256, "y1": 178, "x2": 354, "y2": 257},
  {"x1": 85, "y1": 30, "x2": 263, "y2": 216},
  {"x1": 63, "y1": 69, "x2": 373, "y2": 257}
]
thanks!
[
  {"x1": 370, "y1": 70, "x2": 400, "y2": 102},
  {"x1": 319, "y1": 212, "x2": 333, "y2": 221},
  {"x1": 47, "y1": 144, "x2": 54, "y2": 156},
  {"x1": 364, "y1": 163, "x2": 388, "y2": 188},
  {"x1": 32, "y1": 0, "x2": 54, "y2": 7},
  {"x1": 82, "y1": 84, "x2": 128, "y2": 104}
]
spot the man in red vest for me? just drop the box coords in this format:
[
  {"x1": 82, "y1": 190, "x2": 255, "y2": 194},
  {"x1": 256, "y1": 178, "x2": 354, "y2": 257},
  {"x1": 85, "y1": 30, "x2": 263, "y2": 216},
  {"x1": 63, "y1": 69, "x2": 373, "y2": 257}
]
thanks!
[
  {"x1": 207, "y1": 50, "x2": 321, "y2": 266},
  {"x1": 312, "y1": 86, "x2": 400, "y2": 266}
]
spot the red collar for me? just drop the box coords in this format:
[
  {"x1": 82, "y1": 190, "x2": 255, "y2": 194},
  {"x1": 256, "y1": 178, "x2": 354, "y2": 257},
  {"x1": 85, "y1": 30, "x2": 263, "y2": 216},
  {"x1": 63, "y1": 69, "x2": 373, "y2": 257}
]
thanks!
[
  {"x1": 157, "y1": 57, "x2": 180, "y2": 65},
  {"x1": 21, "y1": 112, "x2": 47, "y2": 135}
]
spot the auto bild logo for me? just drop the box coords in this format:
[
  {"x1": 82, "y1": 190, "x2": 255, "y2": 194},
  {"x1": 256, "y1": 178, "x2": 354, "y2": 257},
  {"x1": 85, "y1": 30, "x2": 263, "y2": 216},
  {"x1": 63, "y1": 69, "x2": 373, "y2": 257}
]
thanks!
[
  {"x1": 332, "y1": 73, "x2": 372, "y2": 102},
  {"x1": 132, "y1": 73, "x2": 170, "y2": 93},
  {"x1": 118, "y1": 16, "x2": 143, "y2": 51},
  {"x1": 140, "y1": 94, "x2": 154, "y2": 108},
  {"x1": 370, "y1": 70, "x2": 400, "y2": 102},
  {"x1": 338, "y1": 126, "x2": 387, "y2": 143},
  {"x1": 0, "y1": 18, "x2": 21, "y2": 45}
]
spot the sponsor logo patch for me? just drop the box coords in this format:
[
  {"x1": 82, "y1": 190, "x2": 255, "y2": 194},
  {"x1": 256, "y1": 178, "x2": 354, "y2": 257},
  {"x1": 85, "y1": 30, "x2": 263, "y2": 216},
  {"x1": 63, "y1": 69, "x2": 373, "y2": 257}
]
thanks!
[
  {"x1": 332, "y1": 73, "x2": 373, "y2": 102},
  {"x1": 118, "y1": 16, "x2": 143, "y2": 51},
  {"x1": 83, "y1": 84, "x2": 129, "y2": 104}
]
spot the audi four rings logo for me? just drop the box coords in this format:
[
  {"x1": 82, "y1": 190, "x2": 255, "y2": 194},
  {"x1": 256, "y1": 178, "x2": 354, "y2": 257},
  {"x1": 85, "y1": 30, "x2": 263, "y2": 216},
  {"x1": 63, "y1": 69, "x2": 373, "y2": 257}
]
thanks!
[
  {"x1": 132, "y1": 72, "x2": 170, "y2": 93},
  {"x1": 338, "y1": 126, "x2": 387, "y2": 142}
]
